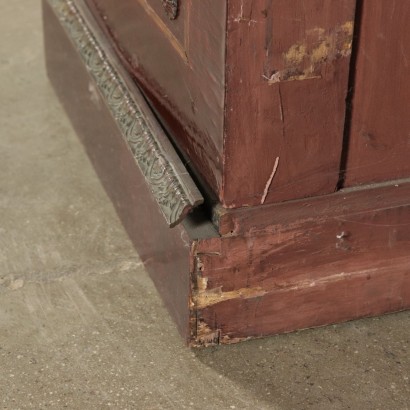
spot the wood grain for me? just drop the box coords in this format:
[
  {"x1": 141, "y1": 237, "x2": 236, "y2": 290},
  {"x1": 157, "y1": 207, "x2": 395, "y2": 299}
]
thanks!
[
  {"x1": 46, "y1": 0, "x2": 410, "y2": 346},
  {"x1": 84, "y1": 0, "x2": 357, "y2": 208},
  {"x1": 344, "y1": 0, "x2": 410, "y2": 187},
  {"x1": 192, "y1": 185, "x2": 410, "y2": 344},
  {"x1": 222, "y1": 0, "x2": 356, "y2": 207},
  {"x1": 215, "y1": 179, "x2": 410, "y2": 236}
]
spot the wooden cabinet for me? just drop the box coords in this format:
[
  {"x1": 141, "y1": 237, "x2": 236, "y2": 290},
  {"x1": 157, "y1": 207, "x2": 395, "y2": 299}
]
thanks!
[{"x1": 44, "y1": 0, "x2": 410, "y2": 345}]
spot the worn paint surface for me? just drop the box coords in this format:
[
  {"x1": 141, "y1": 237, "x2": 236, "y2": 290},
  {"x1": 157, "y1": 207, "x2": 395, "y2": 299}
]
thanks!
[
  {"x1": 264, "y1": 21, "x2": 354, "y2": 83},
  {"x1": 194, "y1": 276, "x2": 267, "y2": 310},
  {"x1": 83, "y1": 0, "x2": 356, "y2": 208},
  {"x1": 189, "y1": 180, "x2": 410, "y2": 345},
  {"x1": 223, "y1": 0, "x2": 357, "y2": 206}
]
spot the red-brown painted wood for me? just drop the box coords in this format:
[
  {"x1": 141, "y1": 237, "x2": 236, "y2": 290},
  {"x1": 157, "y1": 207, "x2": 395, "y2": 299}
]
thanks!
[
  {"x1": 215, "y1": 180, "x2": 410, "y2": 236},
  {"x1": 199, "y1": 259, "x2": 409, "y2": 343},
  {"x1": 223, "y1": 0, "x2": 356, "y2": 207},
  {"x1": 193, "y1": 188, "x2": 410, "y2": 344},
  {"x1": 344, "y1": 1, "x2": 410, "y2": 187},
  {"x1": 84, "y1": 0, "x2": 356, "y2": 207},
  {"x1": 45, "y1": 0, "x2": 410, "y2": 347}
]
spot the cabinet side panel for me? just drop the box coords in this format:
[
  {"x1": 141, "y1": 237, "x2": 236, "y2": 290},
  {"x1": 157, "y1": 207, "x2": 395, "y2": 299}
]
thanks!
[
  {"x1": 223, "y1": 0, "x2": 356, "y2": 207},
  {"x1": 344, "y1": 1, "x2": 410, "y2": 187},
  {"x1": 85, "y1": 0, "x2": 227, "y2": 196}
]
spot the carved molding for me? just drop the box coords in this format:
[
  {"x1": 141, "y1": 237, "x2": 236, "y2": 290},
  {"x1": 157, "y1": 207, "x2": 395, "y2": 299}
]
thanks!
[{"x1": 48, "y1": 0, "x2": 203, "y2": 227}]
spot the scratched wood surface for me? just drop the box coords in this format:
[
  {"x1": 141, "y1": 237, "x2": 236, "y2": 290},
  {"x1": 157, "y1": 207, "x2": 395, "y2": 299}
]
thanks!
[
  {"x1": 84, "y1": 0, "x2": 356, "y2": 207},
  {"x1": 192, "y1": 184, "x2": 410, "y2": 345},
  {"x1": 214, "y1": 180, "x2": 410, "y2": 236},
  {"x1": 343, "y1": 0, "x2": 410, "y2": 187},
  {"x1": 223, "y1": 0, "x2": 356, "y2": 207}
]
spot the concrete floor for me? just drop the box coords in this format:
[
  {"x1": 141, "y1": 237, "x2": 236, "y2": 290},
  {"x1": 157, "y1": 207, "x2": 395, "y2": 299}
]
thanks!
[{"x1": 0, "y1": 1, "x2": 409, "y2": 409}]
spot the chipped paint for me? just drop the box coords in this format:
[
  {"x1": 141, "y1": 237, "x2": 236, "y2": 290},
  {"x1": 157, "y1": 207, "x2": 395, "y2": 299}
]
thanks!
[
  {"x1": 341, "y1": 20, "x2": 354, "y2": 36},
  {"x1": 194, "y1": 282, "x2": 267, "y2": 309},
  {"x1": 193, "y1": 267, "x2": 381, "y2": 310},
  {"x1": 284, "y1": 43, "x2": 307, "y2": 65},
  {"x1": 194, "y1": 321, "x2": 221, "y2": 347},
  {"x1": 197, "y1": 275, "x2": 208, "y2": 292},
  {"x1": 221, "y1": 335, "x2": 251, "y2": 345},
  {"x1": 264, "y1": 21, "x2": 354, "y2": 84}
]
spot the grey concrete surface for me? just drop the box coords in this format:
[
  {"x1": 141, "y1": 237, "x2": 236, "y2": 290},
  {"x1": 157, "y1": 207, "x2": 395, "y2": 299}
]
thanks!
[{"x1": 0, "y1": 1, "x2": 409, "y2": 409}]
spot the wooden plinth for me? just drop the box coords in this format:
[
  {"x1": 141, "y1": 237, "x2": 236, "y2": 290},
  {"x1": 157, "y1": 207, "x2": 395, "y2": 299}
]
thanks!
[{"x1": 44, "y1": 0, "x2": 410, "y2": 346}]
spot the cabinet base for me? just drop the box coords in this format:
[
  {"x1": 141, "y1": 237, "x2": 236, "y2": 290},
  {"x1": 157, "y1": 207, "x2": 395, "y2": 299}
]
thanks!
[{"x1": 44, "y1": 0, "x2": 410, "y2": 346}]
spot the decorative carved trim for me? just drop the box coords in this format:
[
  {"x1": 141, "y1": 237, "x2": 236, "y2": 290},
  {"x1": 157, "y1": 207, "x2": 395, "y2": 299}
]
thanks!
[
  {"x1": 48, "y1": 0, "x2": 203, "y2": 227},
  {"x1": 162, "y1": 0, "x2": 178, "y2": 20}
]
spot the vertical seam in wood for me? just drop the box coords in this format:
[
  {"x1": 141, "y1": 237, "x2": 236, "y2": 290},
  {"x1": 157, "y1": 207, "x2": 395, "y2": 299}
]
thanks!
[
  {"x1": 221, "y1": 0, "x2": 229, "y2": 205},
  {"x1": 337, "y1": 0, "x2": 364, "y2": 190}
]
